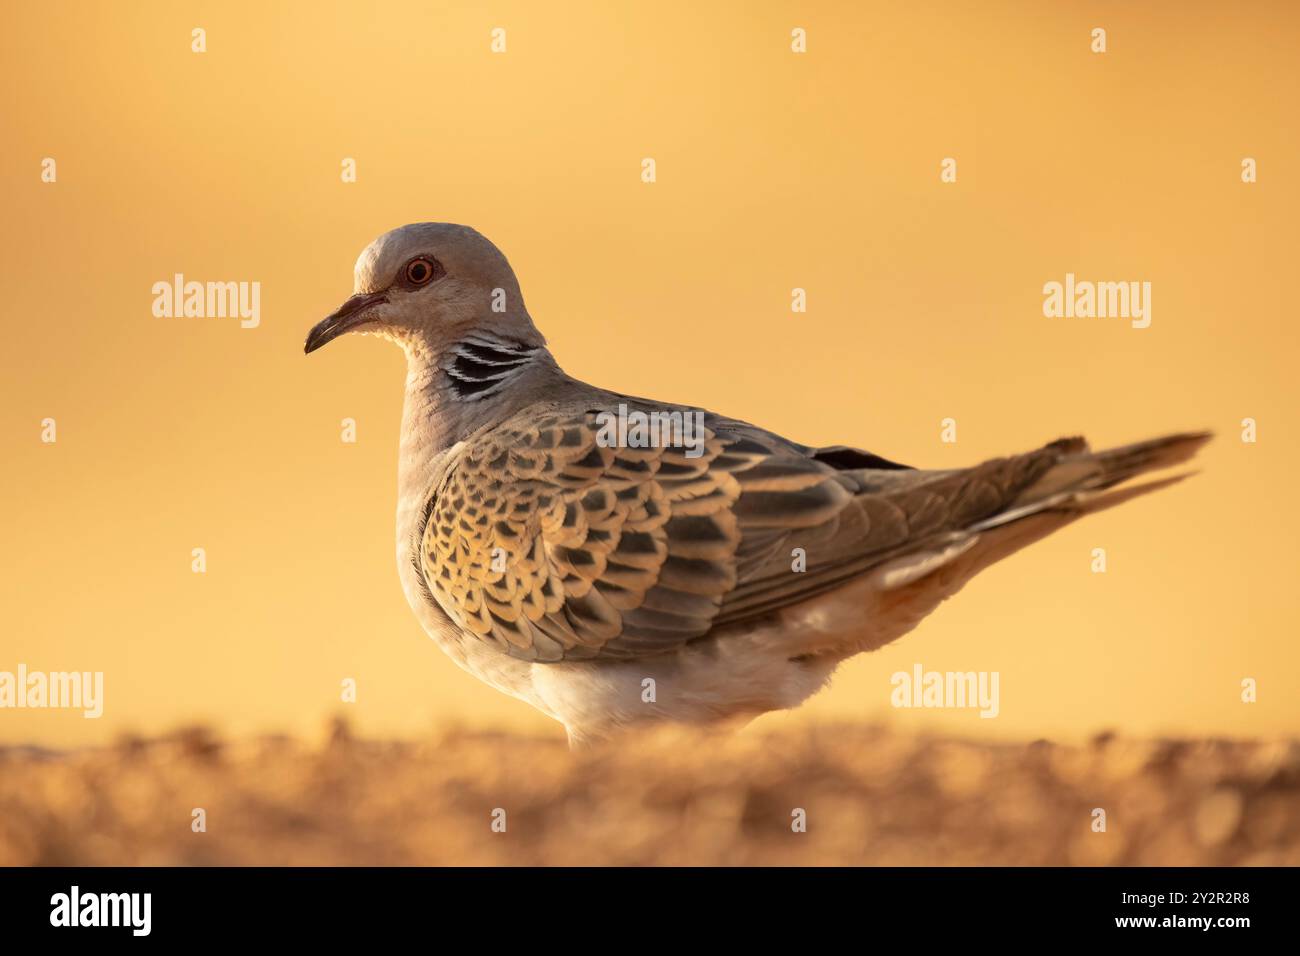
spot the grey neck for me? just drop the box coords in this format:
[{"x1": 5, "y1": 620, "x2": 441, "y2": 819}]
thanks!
[
  {"x1": 399, "y1": 334, "x2": 558, "y2": 453},
  {"x1": 393, "y1": 332, "x2": 564, "y2": 551}
]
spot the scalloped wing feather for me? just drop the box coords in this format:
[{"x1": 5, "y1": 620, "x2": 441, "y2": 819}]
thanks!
[{"x1": 418, "y1": 402, "x2": 1185, "y2": 663}]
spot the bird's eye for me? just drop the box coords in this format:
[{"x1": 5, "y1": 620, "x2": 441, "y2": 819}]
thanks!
[{"x1": 405, "y1": 257, "x2": 439, "y2": 285}]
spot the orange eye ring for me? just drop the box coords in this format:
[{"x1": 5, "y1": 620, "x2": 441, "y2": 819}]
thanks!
[{"x1": 406, "y1": 258, "x2": 437, "y2": 285}]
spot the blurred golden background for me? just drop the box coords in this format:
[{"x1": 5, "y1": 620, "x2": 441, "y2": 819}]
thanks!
[
  {"x1": 2, "y1": 0, "x2": 1297, "y2": 751},
  {"x1": 7, "y1": 724, "x2": 1299, "y2": 865}
]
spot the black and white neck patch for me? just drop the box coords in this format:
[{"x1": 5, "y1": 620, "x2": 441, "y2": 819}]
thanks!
[{"x1": 442, "y1": 334, "x2": 540, "y2": 399}]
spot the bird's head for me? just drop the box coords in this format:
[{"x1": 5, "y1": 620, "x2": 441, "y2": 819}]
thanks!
[{"x1": 304, "y1": 222, "x2": 543, "y2": 356}]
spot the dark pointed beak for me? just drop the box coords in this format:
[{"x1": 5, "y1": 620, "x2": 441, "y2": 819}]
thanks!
[{"x1": 304, "y1": 291, "x2": 389, "y2": 354}]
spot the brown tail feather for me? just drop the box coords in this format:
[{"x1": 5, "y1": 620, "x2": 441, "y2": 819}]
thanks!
[
  {"x1": 1012, "y1": 431, "x2": 1211, "y2": 507},
  {"x1": 881, "y1": 436, "x2": 1210, "y2": 609},
  {"x1": 1088, "y1": 431, "x2": 1212, "y2": 486}
]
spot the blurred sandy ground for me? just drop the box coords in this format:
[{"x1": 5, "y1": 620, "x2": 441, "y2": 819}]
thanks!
[{"x1": 3, "y1": 721, "x2": 1297, "y2": 866}]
